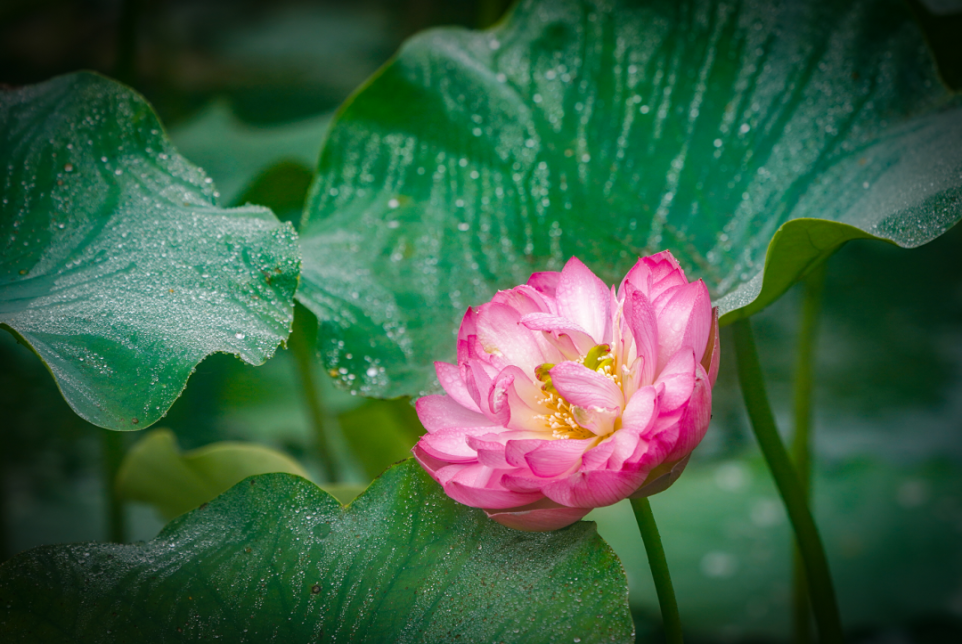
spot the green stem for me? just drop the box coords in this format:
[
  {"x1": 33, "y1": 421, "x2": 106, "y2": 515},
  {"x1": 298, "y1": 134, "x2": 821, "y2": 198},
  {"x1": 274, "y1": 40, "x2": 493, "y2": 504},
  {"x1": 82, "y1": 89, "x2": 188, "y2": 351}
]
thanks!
[
  {"x1": 791, "y1": 263, "x2": 828, "y2": 644},
  {"x1": 630, "y1": 497, "x2": 683, "y2": 644},
  {"x1": 0, "y1": 452, "x2": 8, "y2": 561},
  {"x1": 732, "y1": 318, "x2": 843, "y2": 644},
  {"x1": 102, "y1": 429, "x2": 126, "y2": 543},
  {"x1": 289, "y1": 305, "x2": 339, "y2": 482}
]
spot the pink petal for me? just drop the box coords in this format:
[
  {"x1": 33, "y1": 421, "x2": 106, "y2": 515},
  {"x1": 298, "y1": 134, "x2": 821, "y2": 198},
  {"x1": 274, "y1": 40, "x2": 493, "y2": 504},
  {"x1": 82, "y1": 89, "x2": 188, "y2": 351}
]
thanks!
[
  {"x1": 629, "y1": 455, "x2": 691, "y2": 499},
  {"x1": 623, "y1": 284, "x2": 658, "y2": 385},
  {"x1": 435, "y1": 361, "x2": 480, "y2": 412},
  {"x1": 485, "y1": 499, "x2": 590, "y2": 531},
  {"x1": 663, "y1": 364, "x2": 712, "y2": 462},
  {"x1": 498, "y1": 366, "x2": 552, "y2": 431},
  {"x1": 524, "y1": 438, "x2": 595, "y2": 478},
  {"x1": 620, "y1": 257, "x2": 653, "y2": 298},
  {"x1": 542, "y1": 468, "x2": 649, "y2": 508},
  {"x1": 501, "y1": 472, "x2": 545, "y2": 494},
  {"x1": 456, "y1": 307, "x2": 478, "y2": 363},
  {"x1": 467, "y1": 435, "x2": 511, "y2": 468},
  {"x1": 462, "y1": 360, "x2": 501, "y2": 422},
  {"x1": 605, "y1": 429, "x2": 649, "y2": 471},
  {"x1": 504, "y1": 439, "x2": 544, "y2": 468},
  {"x1": 417, "y1": 428, "x2": 484, "y2": 462},
  {"x1": 527, "y1": 271, "x2": 561, "y2": 298},
  {"x1": 653, "y1": 279, "x2": 712, "y2": 374},
  {"x1": 415, "y1": 394, "x2": 495, "y2": 433},
  {"x1": 487, "y1": 370, "x2": 514, "y2": 426},
  {"x1": 644, "y1": 251, "x2": 688, "y2": 301},
  {"x1": 620, "y1": 385, "x2": 659, "y2": 432},
  {"x1": 441, "y1": 463, "x2": 543, "y2": 509},
  {"x1": 571, "y1": 405, "x2": 619, "y2": 436},
  {"x1": 702, "y1": 307, "x2": 720, "y2": 387},
  {"x1": 476, "y1": 302, "x2": 546, "y2": 374},
  {"x1": 555, "y1": 257, "x2": 612, "y2": 344},
  {"x1": 520, "y1": 312, "x2": 597, "y2": 358},
  {"x1": 413, "y1": 443, "x2": 449, "y2": 479},
  {"x1": 549, "y1": 361, "x2": 625, "y2": 411},
  {"x1": 492, "y1": 284, "x2": 553, "y2": 316},
  {"x1": 655, "y1": 349, "x2": 696, "y2": 412},
  {"x1": 580, "y1": 438, "x2": 617, "y2": 470}
]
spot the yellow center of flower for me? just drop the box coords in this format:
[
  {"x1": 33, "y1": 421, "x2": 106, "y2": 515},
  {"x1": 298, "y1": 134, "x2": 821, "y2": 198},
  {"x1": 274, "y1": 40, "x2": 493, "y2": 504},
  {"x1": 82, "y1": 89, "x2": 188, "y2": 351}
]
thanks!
[{"x1": 533, "y1": 344, "x2": 621, "y2": 440}]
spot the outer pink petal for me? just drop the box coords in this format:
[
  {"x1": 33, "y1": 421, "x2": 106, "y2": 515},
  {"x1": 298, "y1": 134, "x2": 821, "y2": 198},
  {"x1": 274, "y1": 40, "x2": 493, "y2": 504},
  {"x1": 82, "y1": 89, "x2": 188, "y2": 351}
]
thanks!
[
  {"x1": 542, "y1": 468, "x2": 650, "y2": 508},
  {"x1": 417, "y1": 427, "x2": 485, "y2": 462},
  {"x1": 485, "y1": 498, "x2": 590, "y2": 531},
  {"x1": 655, "y1": 349, "x2": 696, "y2": 412},
  {"x1": 653, "y1": 279, "x2": 712, "y2": 373},
  {"x1": 524, "y1": 438, "x2": 595, "y2": 478},
  {"x1": 527, "y1": 271, "x2": 561, "y2": 298},
  {"x1": 549, "y1": 361, "x2": 625, "y2": 411},
  {"x1": 555, "y1": 257, "x2": 611, "y2": 344},
  {"x1": 415, "y1": 394, "x2": 495, "y2": 433},
  {"x1": 441, "y1": 464, "x2": 543, "y2": 509},
  {"x1": 413, "y1": 443, "x2": 449, "y2": 479},
  {"x1": 629, "y1": 455, "x2": 691, "y2": 499},
  {"x1": 702, "y1": 307, "x2": 720, "y2": 387},
  {"x1": 467, "y1": 435, "x2": 511, "y2": 468},
  {"x1": 663, "y1": 364, "x2": 712, "y2": 462},
  {"x1": 435, "y1": 361, "x2": 480, "y2": 412}
]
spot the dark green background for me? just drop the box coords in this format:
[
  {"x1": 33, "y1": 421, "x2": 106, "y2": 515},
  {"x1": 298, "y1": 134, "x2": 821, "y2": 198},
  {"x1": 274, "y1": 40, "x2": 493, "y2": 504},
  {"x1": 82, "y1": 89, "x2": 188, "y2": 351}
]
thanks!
[{"x1": 2, "y1": 1, "x2": 961, "y2": 642}]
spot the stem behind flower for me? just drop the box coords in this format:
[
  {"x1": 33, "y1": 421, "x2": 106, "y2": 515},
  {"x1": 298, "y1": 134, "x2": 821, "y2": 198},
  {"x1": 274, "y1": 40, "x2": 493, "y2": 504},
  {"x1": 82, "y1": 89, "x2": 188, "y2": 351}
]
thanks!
[
  {"x1": 733, "y1": 318, "x2": 843, "y2": 644},
  {"x1": 630, "y1": 496, "x2": 683, "y2": 644},
  {"x1": 791, "y1": 262, "x2": 828, "y2": 644},
  {"x1": 289, "y1": 304, "x2": 339, "y2": 482}
]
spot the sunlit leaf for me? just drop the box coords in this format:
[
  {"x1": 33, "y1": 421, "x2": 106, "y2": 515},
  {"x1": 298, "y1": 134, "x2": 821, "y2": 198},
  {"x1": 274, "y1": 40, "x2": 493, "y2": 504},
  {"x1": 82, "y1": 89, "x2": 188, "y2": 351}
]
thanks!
[
  {"x1": 116, "y1": 428, "x2": 310, "y2": 520},
  {"x1": 337, "y1": 397, "x2": 423, "y2": 478},
  {"x1": 298, "y1": 0, "x2": 962, "y2": 398},
  {"x1": 0, "y1": 72, "x2": 300, "y2": 430},
  {"x1": 0, "y1": 460, "x2": 634, "y2": 644}
]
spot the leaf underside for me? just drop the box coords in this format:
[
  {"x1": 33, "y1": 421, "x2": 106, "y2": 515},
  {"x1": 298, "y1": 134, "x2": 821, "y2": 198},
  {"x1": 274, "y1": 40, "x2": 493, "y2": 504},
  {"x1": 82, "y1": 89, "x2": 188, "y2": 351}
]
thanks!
[
  {"x1": 0, "y1": 460, "x2": 634, "y2": 644},
  {"x1": 297, "y1": 0, "x2": 962, "y2": 399},
  {"x1": 0, "y1": 72, "x2": 300, "y2": 429}
]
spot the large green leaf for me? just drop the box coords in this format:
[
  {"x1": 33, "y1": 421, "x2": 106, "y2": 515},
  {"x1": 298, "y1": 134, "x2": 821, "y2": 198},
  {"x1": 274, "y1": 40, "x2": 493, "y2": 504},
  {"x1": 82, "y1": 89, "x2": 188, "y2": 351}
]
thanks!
[
  {"x1": 0, "y1": 460, "x2": 634, "y2": 643},
  {"x1": 0, "y1": 72, "x2": 300, "y2": 430},
  {"x1": 298, "y1": 0, "x2": 962, "y2": 398}
]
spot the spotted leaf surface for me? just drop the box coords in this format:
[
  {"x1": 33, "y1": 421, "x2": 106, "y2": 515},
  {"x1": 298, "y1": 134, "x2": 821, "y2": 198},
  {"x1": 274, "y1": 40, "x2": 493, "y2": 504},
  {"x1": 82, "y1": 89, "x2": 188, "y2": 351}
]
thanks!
[
  {"x1": 0, "y1": 72, "x2": 300, "y2": 429},
  {"x1": 298, "y1": 0, "x2": 962, "y2": 398},
  {"x1": 0, "y1": 460, "x2": 633, "y2": 644}
]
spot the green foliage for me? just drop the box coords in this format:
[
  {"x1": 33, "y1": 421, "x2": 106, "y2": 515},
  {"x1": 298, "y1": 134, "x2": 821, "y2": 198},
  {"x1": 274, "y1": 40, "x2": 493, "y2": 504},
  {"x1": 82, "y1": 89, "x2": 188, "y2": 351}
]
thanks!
[
  {"x1": 337, "y1": 397, "x2": 423, "y2": 479},
  {"x1": 297, "y1": 0, "x2": 962, "y2": 399},
  {"x1": 0, "y1": 461, "x2": 634, "y2": 643},
  {"x1": 0, "y1": 72, "x2": 300, "y2": 430},
  {"x1": 115, "y1": 428, "x2": 310, "y2": 520}
]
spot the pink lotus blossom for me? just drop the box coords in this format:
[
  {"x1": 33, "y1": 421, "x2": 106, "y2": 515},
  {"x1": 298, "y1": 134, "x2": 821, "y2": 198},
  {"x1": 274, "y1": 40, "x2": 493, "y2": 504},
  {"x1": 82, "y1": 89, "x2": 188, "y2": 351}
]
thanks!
[{"x1": 413, "y1": 251, "x2": 719, "y2": 531}]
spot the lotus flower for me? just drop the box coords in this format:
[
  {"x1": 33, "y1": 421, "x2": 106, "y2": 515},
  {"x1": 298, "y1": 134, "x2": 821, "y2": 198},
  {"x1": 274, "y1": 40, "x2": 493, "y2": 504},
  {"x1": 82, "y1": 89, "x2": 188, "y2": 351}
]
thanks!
[{"x1": 413, "y1": 251, "x2": 719, "y2": 531}]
